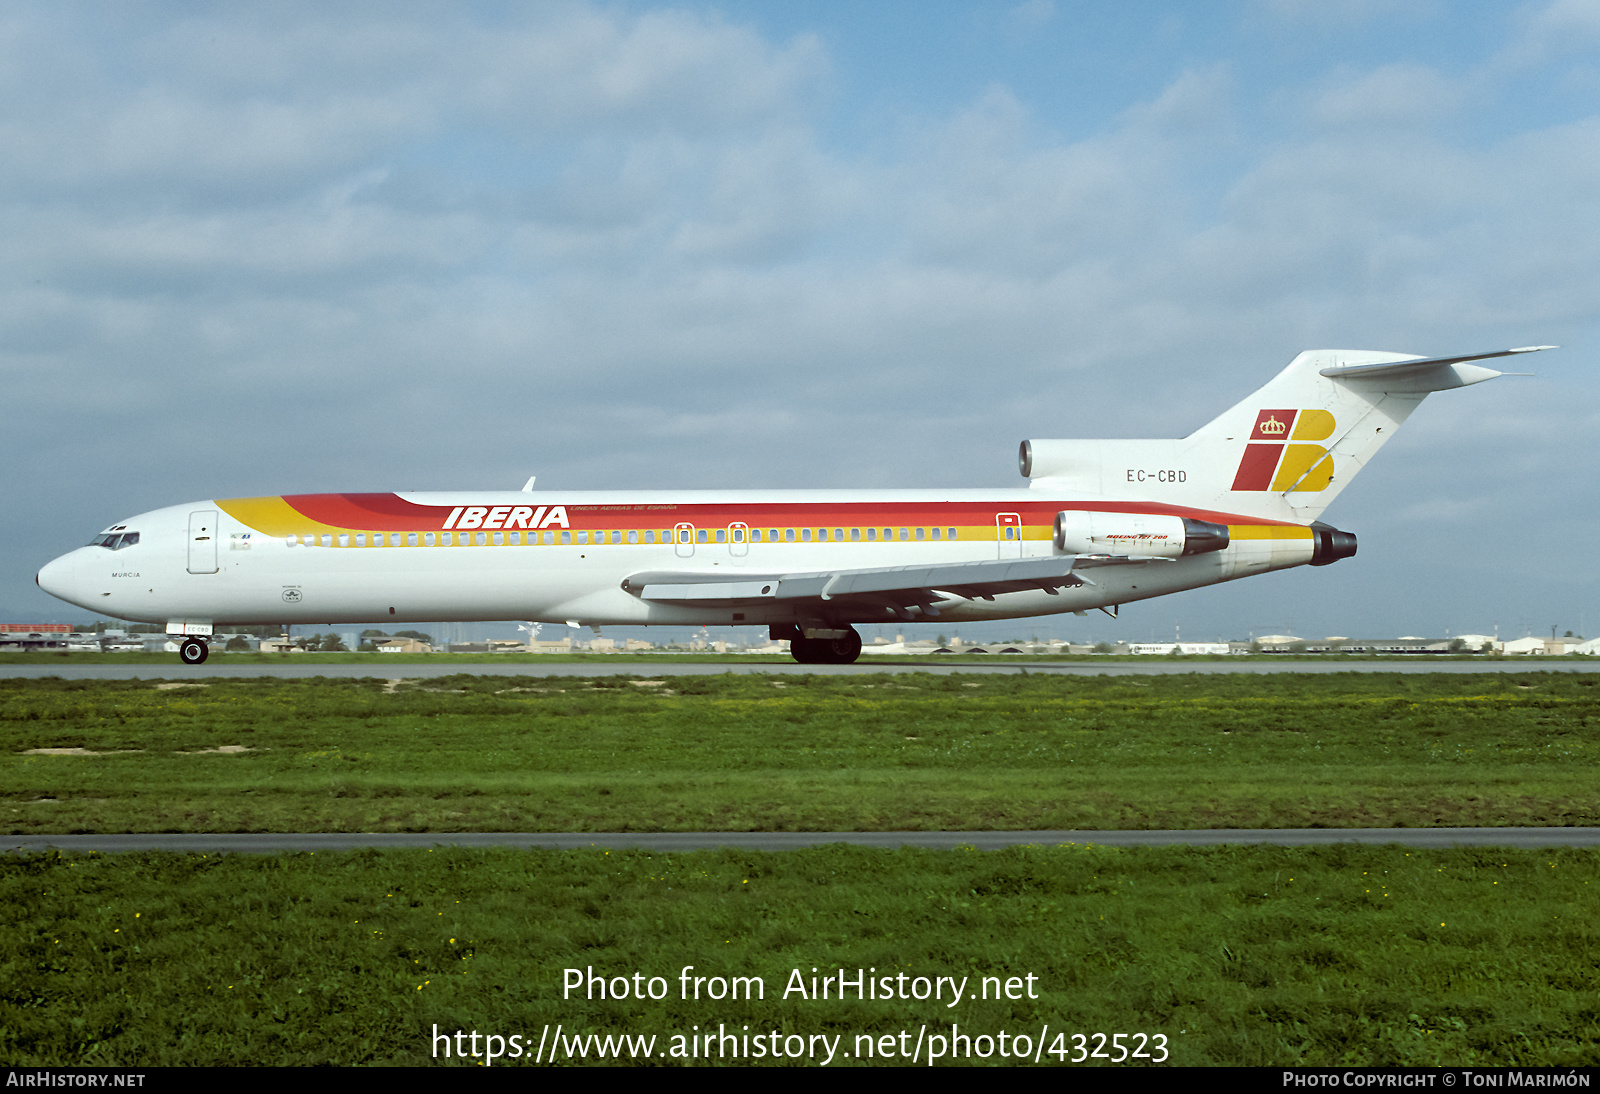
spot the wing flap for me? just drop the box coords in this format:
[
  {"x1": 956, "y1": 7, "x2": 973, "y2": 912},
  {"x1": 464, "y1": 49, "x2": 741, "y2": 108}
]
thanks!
[{"x1": 628, "y1": 555, "x2": 1121, "y2": 607}]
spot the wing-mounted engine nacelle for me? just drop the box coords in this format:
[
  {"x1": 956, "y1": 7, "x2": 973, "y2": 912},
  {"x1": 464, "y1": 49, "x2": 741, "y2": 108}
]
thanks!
[{"x1": 1054, "y1": 511, "x2": 1230, "y2": 558}]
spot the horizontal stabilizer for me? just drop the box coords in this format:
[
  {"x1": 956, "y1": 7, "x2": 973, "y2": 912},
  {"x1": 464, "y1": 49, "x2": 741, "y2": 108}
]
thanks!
[{"x1": 1318, "y1": 346, "x2": 1555, "y2": 379}]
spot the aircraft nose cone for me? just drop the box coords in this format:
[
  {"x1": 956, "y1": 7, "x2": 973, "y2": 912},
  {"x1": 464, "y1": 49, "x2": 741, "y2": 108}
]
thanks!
[{"x1": 36, "y1": 552, "x2": 82, "y2": 606}]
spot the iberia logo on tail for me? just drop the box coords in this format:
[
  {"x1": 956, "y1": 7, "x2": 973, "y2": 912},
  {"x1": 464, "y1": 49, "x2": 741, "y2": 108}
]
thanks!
[{"x1": 1231, "y1": 408, "x2": 1336, "y2": 492}]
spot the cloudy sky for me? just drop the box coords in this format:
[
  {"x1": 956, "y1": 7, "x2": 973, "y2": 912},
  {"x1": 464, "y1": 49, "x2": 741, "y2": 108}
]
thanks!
[{"x1": 6, "y1": 1, "x2": 1598, "y2": 642}]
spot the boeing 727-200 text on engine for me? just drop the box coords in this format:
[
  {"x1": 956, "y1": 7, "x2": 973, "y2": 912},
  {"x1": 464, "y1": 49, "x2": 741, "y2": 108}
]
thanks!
[{"x1": 35, "y1": 346, "x2": 1550, "y2": 664}]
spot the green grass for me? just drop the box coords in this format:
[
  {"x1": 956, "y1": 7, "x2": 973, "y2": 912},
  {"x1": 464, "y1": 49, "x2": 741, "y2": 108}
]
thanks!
[
  {"x1": 3, "y1": 843, "x2": 1595, "y2": 1066},
  {"x1": 4, "y1": 672, "x2": 1597, "y2": 833},
  {"x1": 5, "y1": 672, "x2": 1596, "y2": 1068}
]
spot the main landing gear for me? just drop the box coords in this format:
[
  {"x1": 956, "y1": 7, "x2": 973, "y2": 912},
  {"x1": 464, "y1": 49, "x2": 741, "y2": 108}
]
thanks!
[
  {"x1": 177, "y1": 637, "x2": 210, "y2": 665},
  {"x1": 778, "y1": 624, "x2": 863, "y2": 665}
]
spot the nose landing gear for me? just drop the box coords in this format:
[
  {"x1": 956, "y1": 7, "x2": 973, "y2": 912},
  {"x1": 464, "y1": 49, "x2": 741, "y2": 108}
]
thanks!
[{"x1": 178, "y1": 637, "x2": 210, "y2": 665}]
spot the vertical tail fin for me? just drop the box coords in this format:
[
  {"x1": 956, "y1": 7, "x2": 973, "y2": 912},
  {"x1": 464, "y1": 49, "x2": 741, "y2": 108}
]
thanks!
[{"x1": 1023, "y1": 346, "x2": 1550, "y2": 522}]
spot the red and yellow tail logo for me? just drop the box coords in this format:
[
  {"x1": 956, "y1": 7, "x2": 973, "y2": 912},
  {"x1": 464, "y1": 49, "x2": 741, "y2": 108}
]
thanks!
[{"x1": 1231, "y1": 409, "x2": 1335, "y2": 492}]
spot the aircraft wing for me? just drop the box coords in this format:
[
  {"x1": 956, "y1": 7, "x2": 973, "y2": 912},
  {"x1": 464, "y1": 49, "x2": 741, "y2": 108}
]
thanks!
[{"x1": 622, "y1": 554, "x2": 1164, "y2": 615}]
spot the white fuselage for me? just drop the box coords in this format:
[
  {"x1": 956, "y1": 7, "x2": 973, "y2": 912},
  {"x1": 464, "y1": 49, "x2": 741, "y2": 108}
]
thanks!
[{"x1": 35, "y1": 488, "x2": 1315, "y2": 632}]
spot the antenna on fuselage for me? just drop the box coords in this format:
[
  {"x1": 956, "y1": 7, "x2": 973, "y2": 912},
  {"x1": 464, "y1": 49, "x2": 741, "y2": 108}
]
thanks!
[{"x1": 521, "y1": 476, "x2": 537, "y2": 491}]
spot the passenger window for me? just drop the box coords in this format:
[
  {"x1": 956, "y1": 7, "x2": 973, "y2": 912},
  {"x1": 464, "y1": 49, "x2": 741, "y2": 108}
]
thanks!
[
  {"x1": 835, "y1": 528, "x2": 844, "y2": 541},
  {"x1": 408, "y1": 533, "x2": 419, "y2": 546},
  {"x1": 716, "y1": 529, "x2": 726, "y2": 543},
  {"x1": 492, "y1": 532, "x2": 503, "y2": 545},
  {"x1": 785, "y1": 528, "x2": 795, "y2": 543},
  {"x1": 545, "y1": 531, "x2": 556, "y2": 544},
  {"x1": 949, "y1": 527, "x2": 958, "y2": 540},
  {"x1": 898, "y1": 528, "x2": 909, "y2": 541},
  {"x1": 916, "y1": 528, "x2": 925, "y2": 541},
  {"x1": 867, "y1": 528, "x2": 876, "y2": 541},
  {"x1": 802, "y1": 529, "x2": 812, "y2": 542},
  {"x1": 697, "y1": 529, "x2": 707, "y2": 544},
  {"x1": 576, "y1": 531, "x2": 588, "y2": 545},
  {"x1": 644, "y1": 530, "x2": 655, "y2": 544},
  {"x1": 817, "y1": 528, "x2": 827, "y2": 541},
  {"x1": 339, "y1": 534, "x2": 350, "y2": 547},
  {"x1": 356, "y1": 533, "x2": 367, "y2": 546},
  {"x1": 931, "y1": 527, "x2": 940, "y2": 540},
  {"x1": 628, "y1": 529, "x2": 639, "y2": 544},
  {"x1": 560, "y1": 531, "x2": 571, "y2": 545}
]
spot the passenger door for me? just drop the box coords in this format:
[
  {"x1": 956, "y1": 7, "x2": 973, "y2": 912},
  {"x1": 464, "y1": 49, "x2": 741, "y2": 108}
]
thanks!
[{"x1": 187, "y1": 511, "x2": 219, "y2": 574}]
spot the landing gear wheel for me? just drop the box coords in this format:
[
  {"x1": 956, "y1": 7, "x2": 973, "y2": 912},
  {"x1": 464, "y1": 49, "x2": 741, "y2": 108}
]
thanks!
[
  {"x1": 789, "y1": 627, "x2": 862, "y2": 665},
  {"x1": 823, "y1": 627, "x2": 862, "y2": 664},
  {"x1": 791, "y1": 636, "x2": 825, "y2": 664},
  {"x1": 178, "y1": 637, "x2": 209, "y2": 665}
]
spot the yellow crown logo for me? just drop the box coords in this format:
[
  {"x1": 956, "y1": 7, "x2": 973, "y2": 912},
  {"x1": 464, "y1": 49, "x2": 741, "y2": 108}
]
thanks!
[{"x1": 1259, "y1": 415, "x2": 1287, "y2": 436}]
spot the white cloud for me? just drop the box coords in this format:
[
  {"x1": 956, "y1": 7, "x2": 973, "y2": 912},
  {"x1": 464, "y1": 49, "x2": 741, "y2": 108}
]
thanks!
[
  {"x1": 1008, "y1": 0, "x2": 1056, "y2": 32},
  {"x1": 1251, "y1": 0, "x2": 1441, "y2": 30},
  {"x1": 1521, "y1": 0, "x2": 1600, "y2": 51},
  {"x1": 1309, "y1": 64, "x2": 1464, "y2": 130}
]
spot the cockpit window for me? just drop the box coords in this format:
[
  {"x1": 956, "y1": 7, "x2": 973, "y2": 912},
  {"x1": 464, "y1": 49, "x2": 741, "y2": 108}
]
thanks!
[{"x1": 90, "y1": 532, "x2": 140, "y2": 551}]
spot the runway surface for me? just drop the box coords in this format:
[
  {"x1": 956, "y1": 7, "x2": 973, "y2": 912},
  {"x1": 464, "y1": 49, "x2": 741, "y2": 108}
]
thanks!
[
  {"x1": 8, "y1": 828, "x2": 1599, "y2": 854},
  {"x1": 4, "y1": 658, "x2": 1599, "y2": 680}
]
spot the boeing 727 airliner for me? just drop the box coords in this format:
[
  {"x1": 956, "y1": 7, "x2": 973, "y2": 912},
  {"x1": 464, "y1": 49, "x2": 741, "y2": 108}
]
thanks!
[{"x1": 36, "y1": 346, "x2": 1549, "y2": 664}]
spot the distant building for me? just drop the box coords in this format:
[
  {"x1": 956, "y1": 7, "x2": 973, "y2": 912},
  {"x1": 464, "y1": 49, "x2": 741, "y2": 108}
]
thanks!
[
  {"x1": 1503, "y1": 636, "x2": 1586, "y2": 655},
  {"x1": 376, "y1": 637, "x2": 432, "y2": 653},
  {"x1": 1127, "y1": 642, "x2": 1230, "y2": 655},
  {"x1": 0, "y1": 624, "x2": 73, "y2": 651}
]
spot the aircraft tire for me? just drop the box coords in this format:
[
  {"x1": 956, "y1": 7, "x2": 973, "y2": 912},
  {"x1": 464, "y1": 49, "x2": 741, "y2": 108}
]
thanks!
[
  {"x1": 790, "y1": 628, "x2": 862, "y2": 665},
  {"x1": 178, "y1": 638, "x2": 209, "y2": 665},
  {"x1": 825, "y1": 627, "x2": 863, "y2": 664},
  {"x1": 790, "y1": 636, "x2": 825, "y2": 664}
]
